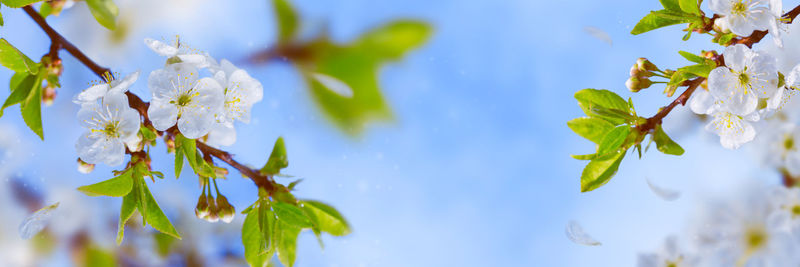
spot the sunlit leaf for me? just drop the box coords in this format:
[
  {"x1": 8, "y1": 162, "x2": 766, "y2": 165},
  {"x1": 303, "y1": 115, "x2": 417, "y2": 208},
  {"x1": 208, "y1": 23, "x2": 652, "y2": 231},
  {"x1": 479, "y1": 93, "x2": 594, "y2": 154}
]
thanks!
[
  {"x1": 356, "y1": 20, "x2": 432, "y2": 60},
  {"x1": 273, "y1": 202, "x2": 311, "y2": 228},
  {"x1": 77, "y1": 169, "x2": 134, "y2": 197},
  {"x1": 20, "y1": 74, "x2": 43, "y2": 139},
  {"x1": 276, "y1": 221, "x2": 301, "y2": 267},
  {"x1": 261, "y1": 137, "x2": 288, "y2": 175},
  {"x1": 85, "y1": 0, "x2": 118, "y2": 30},
  {"x1": 243, "y1": 209, "x2": 270, "y2": 267},
  {"x1": 631, "y1": 10, "x2": 693, "y2": 35},
  {"x1": 0, "y1": 38, "x2": 38, "y2": 74},
  {"x1": 301, "y1": 200, "x2": 351, "y2": 236},
  {"x1": 1, "y1": 74, "x2": 35, "y2": 117},
  {"x1": 0, "y1": 0, "x2": 43, "y2": 8},
  {"x1": 653, "y1": 124, "x2": 685, "y2": 155},
  {"x1": 580, "y1": 150, "x2": 625, "y2": 192},
  {"x1": 273, "y1": 0, "x2": 298, "y2": 43},
  {"x1": 567, "y1": 117, "x2": 615, "y2": 144},
  {"x1": 138, "y1": 175, "x2": 181, "y2": 239},
  {"x1": 117, "y1": 188, "x2": 137, "y2": 244}
]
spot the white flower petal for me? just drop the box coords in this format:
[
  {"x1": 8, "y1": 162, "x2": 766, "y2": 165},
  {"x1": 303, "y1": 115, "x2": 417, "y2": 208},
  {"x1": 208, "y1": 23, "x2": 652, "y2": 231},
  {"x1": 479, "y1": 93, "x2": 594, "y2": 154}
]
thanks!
[
  {"x1": 73, "y1": 84, "x2": 110, "y2": 105},
  {"x1": 147, "y1": 99, "x2": 179, "y2": 131},
  {"x1": 144, "y1": 38, "x2": 179, "y2": 57},
  {"x1": 690, "y1": 89, "x2": 716, "y2": 114},
  {"x1": 109, "y1": 70, "x2": 140, "y2": 93},
  {"x1": 206, "y1": 123, "x2": 237, "y2": 147},
  {"x1": 724, "y1": 44, "x2": 751, "y2": 72},
  {"x1": 706, "y1": 113, "x2": 756, "y2": 149},
  {"x1": 178, "y1": 108, "x2": 215, "y2": 139},
  {"x1": 565, "y1": 220, "x2": 602, "y2": 246}
]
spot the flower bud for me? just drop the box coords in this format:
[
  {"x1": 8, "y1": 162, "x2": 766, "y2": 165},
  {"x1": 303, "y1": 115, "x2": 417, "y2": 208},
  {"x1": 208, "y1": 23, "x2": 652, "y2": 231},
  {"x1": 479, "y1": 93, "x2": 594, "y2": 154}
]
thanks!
[
  {"x1": 204, "y1": 195, "x2": 219, "y2": 223},
  {"x1": 630, "y1": 64, "x2": 641, "y2": 77},
  {"x1": 713, "y1": 18, "x2": 731, "y2": 34},
  {"x1": 636, "y1": 58, "x2": 657, "y2": 72},
  {"x1": 42, "y1": 86, "x2": 57, "y2": 107},
  {"x1": 77, "y1": 158, "x2": 95, "y2": 174},
  {"x1": 626, "y1": 77, "x2": 652, "y2": 92},
  {"x1": 164, "y1": 135, "x2": 176, "y2": 154},
  {"x1": 216, "y1": 196, "x2": 235, "y2": 223},
  {"x1": 194, "y1": 193, "x2": 209, "y2": 219},
  {"x1": 126, "y1": 133, "x2": 144, "y2": 152}
]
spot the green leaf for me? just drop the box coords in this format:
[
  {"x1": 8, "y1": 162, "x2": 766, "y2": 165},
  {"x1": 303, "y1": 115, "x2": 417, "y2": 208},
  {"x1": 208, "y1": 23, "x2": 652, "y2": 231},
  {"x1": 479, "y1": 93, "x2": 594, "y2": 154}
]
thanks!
[
  {"x1": 273, "y1": 202, "x2": 312, "y2": 228},
  {"x1": 678, "y1": 0, "x2": 700, "y2": 15},
  {"x1": 243, "y1": 209, "x2": 270, "y2": 267},
  {"x1": 85, "y1": 0, "x2": 118, "y2": 30},
  {"x1": 276, "y1": 221, "x2": 301, "y2": 267},
  {"x1": 20, "y1": 74, "x2": 42, "y2": 139},
  {"x1": 580, "y1": 150, "x2": 626, "y2": 192},
  {"x1": 681, "y1": 64, "x2": 714, "y2": 78},
  {"x1": 174, "y1": 147, "x2": 184, "y2": 179},
  {"x1": 258, "y1": 200, "x2": 276, "y2": 252},
  {"x1": 597, "y1": 126, "x2": 631, "y2": 156},
  {"x1": 39, "y1": 2, "x2": 53, "y2": 18},
  {"x1": 77, "y1": 170, "x2": 134, "y2": 197},
  {"x1": 659, "y1": 0, "x2": 681, "y2": 10},
  {"x1": 273, "y1": 0, "x2": 298, "y2": 43},
  {"x1": 84, "y1": 244, "x2": 117, "y2": 267},
  {"x1": 631, "y1": 10, "x2": 693, "y2": 35},
  {"x1": 668, "y1": 69, "x2": 697, "y2": 86},
  {"x1": 718, "y1": 33, "x2": 736, "y2": 45},
  {"x1": 301, "y1": 200, "x2": 351, "y2": 236},
  {"x1": 0, "y1": 39, "x2": 38, "y2": 74},
  {"x1": 589, "y1": 106, "x2": 635, "y2": 125},
  {"x1": 117, "y1": 188, "x2": 138, "y2": 244},
  {"x1": 0, "y1": 0, "x2": 43, "y2": 8},
  {"x1": 653, "y1": 124, "x2": 685, "y2": 155},
  {"x1": 570, "y1": 153, "x2": 597, "y2": 160},
  {"x1": 567, "y1": 117, "x2": 615, "y2": 144},
  {"x1": 678, "y1": 51, "x2": 705, "y2": 64},
  {"x1": 138, "y1": 177, "x2": 181, "y2": 239},
  {"x1": 574, "y1": 89, "x2": 629, "y2": 116},
  {"x1": 260, "y1": 137, "x2": 288, "y2": 175},
  {"x1": 0, "y1": 5, "x2": 4, "y2": 27},
  {"x1": 356, "y1": 20, "x2": 432, "y2": 60},
  {"x1": 1, "y1": 74, "x2": 35, "y2": 117}
]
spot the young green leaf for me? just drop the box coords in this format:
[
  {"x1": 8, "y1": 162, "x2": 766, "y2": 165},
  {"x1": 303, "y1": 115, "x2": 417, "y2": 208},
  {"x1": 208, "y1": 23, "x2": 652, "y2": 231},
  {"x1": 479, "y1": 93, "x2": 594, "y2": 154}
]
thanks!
[
  {"x1": 273, "y1": 202, "x2": 312, "y2": 228},
  {"x1": 174, "y1": 148, "x2": 184, "y2": 179},
  {"x1": 243, "y1": 209, "x2": 270, "y2": 267},
  {"x1": 301, "y1": 200, "x2": 351, "y2": 236},
  {"x1": 681, "y1": 64, "x2": 714, "y2": 78},
  {"x1": 653, "y1": 125, "x2": 685, "y2": 155},
  {"x1": 570, "y1": 153, "x2": 597, "y2": 160},
  {"x1": 117, "y1": 188, "x2": 138, "y2": 244},
  {"x1": 356, "y1": 20, "x2": 432, "y2": 60},
  {"x1": 574, "y1": 89, "x2": 629, "y2": 116},
  {"x1": 567, "y1": 117, "x2": 615, "y2": 144},
  {"x1": 678, "y1": 0, "x2": 701, "y2": 15},
  {"x1": 276, "y1": 221, "x2": 301, "y2": 267},
  {"x1": 20, "y1": 75, "x2": 43, "y2": 139},
  {"x1": 581, "y1": 150, "x2": 626, "y2": 192},
  {"x1": 1, "y1": 74, "x2": 35, "y2": 117},
  {"x1": 273, "y1": 0, "x2": 299, "y2": 43},
  {"x1": 678, "y1": 51, "x2": 705, "y2": 64},
  {"x1": 0, "y1": 38, "x2": 38, "y2": 74},
  {"x1": 631, "y1": 10, "x2": 693, "y2": 35},
  {"x1": 85, "y1": 0, "x2": 118, "y2": 30},
  {"x1": 0, "y1": 0, "x2": 43, "y2": 8},
  {"x1": 139, "y1": 179, "x2": 181, "y2": 239},
  {"x1": 261, "y1": 137, "x2": 288, "y2": 175},
  {"x1": 596, "y1": 126, "x2": 631, "y2": 156},
  {"x1": 77, "y1": 170, "x2": 134, "y2": 197},
  {"x1": 258, "y1": 200, "x2": 275, "y2": 252},
  {"x1": 589, "y1": 106, "x2": 635, "y2": 125},
  {"x1": 659, "y1": 0, "x2": 681, "y2": 10}
]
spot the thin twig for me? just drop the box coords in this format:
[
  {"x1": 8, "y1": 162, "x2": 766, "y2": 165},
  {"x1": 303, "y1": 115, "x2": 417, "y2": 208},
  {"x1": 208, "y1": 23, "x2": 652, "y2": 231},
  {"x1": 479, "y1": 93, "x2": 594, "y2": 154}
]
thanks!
[{"x1": 22, "y1": 5, "x2": 278, "y2": 193}]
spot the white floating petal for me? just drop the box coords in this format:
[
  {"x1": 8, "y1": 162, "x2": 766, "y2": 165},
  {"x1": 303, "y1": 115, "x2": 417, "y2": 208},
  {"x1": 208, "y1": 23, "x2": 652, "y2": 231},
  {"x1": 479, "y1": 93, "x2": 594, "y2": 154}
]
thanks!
[
  {"x1": 583, "y1": 26, "x2": 612, "y2": 46},
  {"x1": 19, "y1": 202, "x2": 59, "y2": 239},
  {"x1": 646, "y1": 178, "x2": 681, "y2": 201},
  {"x1": 565, "y1": 220, "x2": 602, "y2": 246}
]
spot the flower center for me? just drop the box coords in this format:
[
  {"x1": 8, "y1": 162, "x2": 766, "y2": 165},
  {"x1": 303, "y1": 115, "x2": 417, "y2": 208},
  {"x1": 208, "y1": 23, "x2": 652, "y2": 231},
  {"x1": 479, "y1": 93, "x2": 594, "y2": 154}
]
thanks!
[
  {"x1": 98, "y1": 121, "x2": 121, "y2": 139},
  {"x1": 732, "y1": 1, "x2": 748, "y2": 15},
  {"x1": 177, "y1": 93, "x2": 193, "y2": 107},
  {"x1": 785, "y1": 135, "x2": 795, "y2": 150},
  {"x1": 792, "y1": 205, "x2": 800, "y2": 217},
  {"x1": 744, "y1": 225, "x2": 768, "y2": 251},
  {"x1": 738, "y1": 72, "x2": 750, "y2": 87}
]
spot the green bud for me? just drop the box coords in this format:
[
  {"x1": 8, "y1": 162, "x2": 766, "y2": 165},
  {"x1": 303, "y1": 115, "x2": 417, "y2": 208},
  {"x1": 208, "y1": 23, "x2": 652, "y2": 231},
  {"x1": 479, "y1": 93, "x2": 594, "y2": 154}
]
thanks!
[
  {"x1": 194, "y1": 192, "x2": 209, "y2": 219},
  {"x1": 637, "y1": 58, "x2": 658, "y2": 72}
]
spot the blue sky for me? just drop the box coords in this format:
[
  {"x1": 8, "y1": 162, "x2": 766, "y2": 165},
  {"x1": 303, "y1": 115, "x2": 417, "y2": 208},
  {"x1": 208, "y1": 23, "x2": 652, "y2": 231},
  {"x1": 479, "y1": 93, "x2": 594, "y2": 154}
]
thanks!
[{"x1": 0, "y1": 0, "x2": 790, "y2": 266}]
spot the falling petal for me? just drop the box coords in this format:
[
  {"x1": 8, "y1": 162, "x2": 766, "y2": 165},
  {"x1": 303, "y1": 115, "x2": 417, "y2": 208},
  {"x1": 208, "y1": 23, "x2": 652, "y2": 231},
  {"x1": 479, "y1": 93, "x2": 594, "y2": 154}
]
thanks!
[
  {"x1": 19, "y1": 202, "x2": 59, "y2": 239},
  {"x1": 646, "y1": 177, "x2": 681, "y2": 201},
  {"x1": 565, "y1": 220, "x2": 602, "y2": 246},
  {"x1": 311, "y1": 73, "x2": 354, "y2": 98},
  {"x1": 583, "y1": 26, "x2": 613, "y2": 46}
]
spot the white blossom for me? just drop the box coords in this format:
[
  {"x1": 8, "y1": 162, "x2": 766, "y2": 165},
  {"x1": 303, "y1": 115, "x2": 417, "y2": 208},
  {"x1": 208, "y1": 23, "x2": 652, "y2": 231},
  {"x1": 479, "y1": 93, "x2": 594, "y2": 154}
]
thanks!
[
  {"x1": 73, "y1": 71, "x2": 139, "y2": 106},
  {"x1": 690, "y1": 89, "x2": 758, "y2": 149},
  {"x1": 710, "y1": 0, "x2": 775, "y2": 36},
  {"x1": 708, "y1": 44, "x2": 778, "y2": 116},
  {"x1": 75, "y1": 92, "x2": 141, "y2": 166},
  {"x1": 637, "y1": 236, "x2": 698, "y2": 267},
  {"x1": 757, "y1": 122, "x2": 800, "y2": 175},
  {"x1": 209, "y1": 59, "x2": 263, "y2": 125},
  {"x1": 768, "y1": 0, "x2": 787, "y2": 48},
  {"x1": 147, "y1": 63, "x2": 224, "y2": 139},
  {"x1": 144, "y1": 37, "x2": 214, "y2": 68}
]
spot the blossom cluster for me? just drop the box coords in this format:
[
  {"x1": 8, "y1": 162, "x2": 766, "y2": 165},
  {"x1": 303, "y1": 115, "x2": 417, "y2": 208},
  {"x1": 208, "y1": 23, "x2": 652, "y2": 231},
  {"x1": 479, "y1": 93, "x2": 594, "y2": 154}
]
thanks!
[
  {"x1": 74, "y1": 38, "x2": 264, "y2": 166},
  {"x1": 638, "y1": 185, "x2": 800, "y2": 267}
]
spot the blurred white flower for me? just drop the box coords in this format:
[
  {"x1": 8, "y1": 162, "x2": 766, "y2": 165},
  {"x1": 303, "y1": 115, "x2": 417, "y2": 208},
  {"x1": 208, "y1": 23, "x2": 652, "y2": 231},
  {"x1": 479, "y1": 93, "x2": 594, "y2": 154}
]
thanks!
[
  {"x1": 769, "y1": 186, "x2": 800, "y2": 233},
  {"x1": 709, "y1": 0, "x2": 774, "y2": 36},
  {"x1": 637, "y1": 236, "x2": 698, "y2": 267},
  {"x1": 757, "y1": 122, "x2": 800, "y2": 175},
  {"x1": 693, "y1": 187, "x2": 798, "y2": 266},
  {"x1": 72, "y1": 71, "x2": 139, "y2": 106},
  {"x1": 144, "y1": 37, "x2": 215, "y2": 68},
  {"x1": 76, "y1": 92, "x2": 141, "y2": 166},
  {"x1": 768, "y1": 0, "x2": 787, "y2": 48},
  {"x1": 708, "y1": 44, "x2": 778, "y2": 116},
  {"x1": 147, "y1": 63, "x2": 224, "y2": 138}
]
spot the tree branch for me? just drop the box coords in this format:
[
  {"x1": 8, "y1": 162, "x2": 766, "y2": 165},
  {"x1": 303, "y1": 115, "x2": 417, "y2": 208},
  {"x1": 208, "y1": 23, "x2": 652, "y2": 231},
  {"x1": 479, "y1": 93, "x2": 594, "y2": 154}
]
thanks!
[{"x1": 22, "y1": 5, "x2": 279, "y2": 193}]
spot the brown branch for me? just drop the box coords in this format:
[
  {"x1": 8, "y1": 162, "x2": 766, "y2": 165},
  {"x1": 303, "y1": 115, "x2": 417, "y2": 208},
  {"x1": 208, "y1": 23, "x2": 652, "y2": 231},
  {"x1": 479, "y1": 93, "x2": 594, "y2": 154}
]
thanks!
[
  {"x1": 637, "y1": 78, "x2": 704, "y2": 132},
  {"x1": 734, "y1": 4, "x2": 800, "y2": 47},
  {"x1": 22, "y1": 5, "x2": 278, "y2": 193}
]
